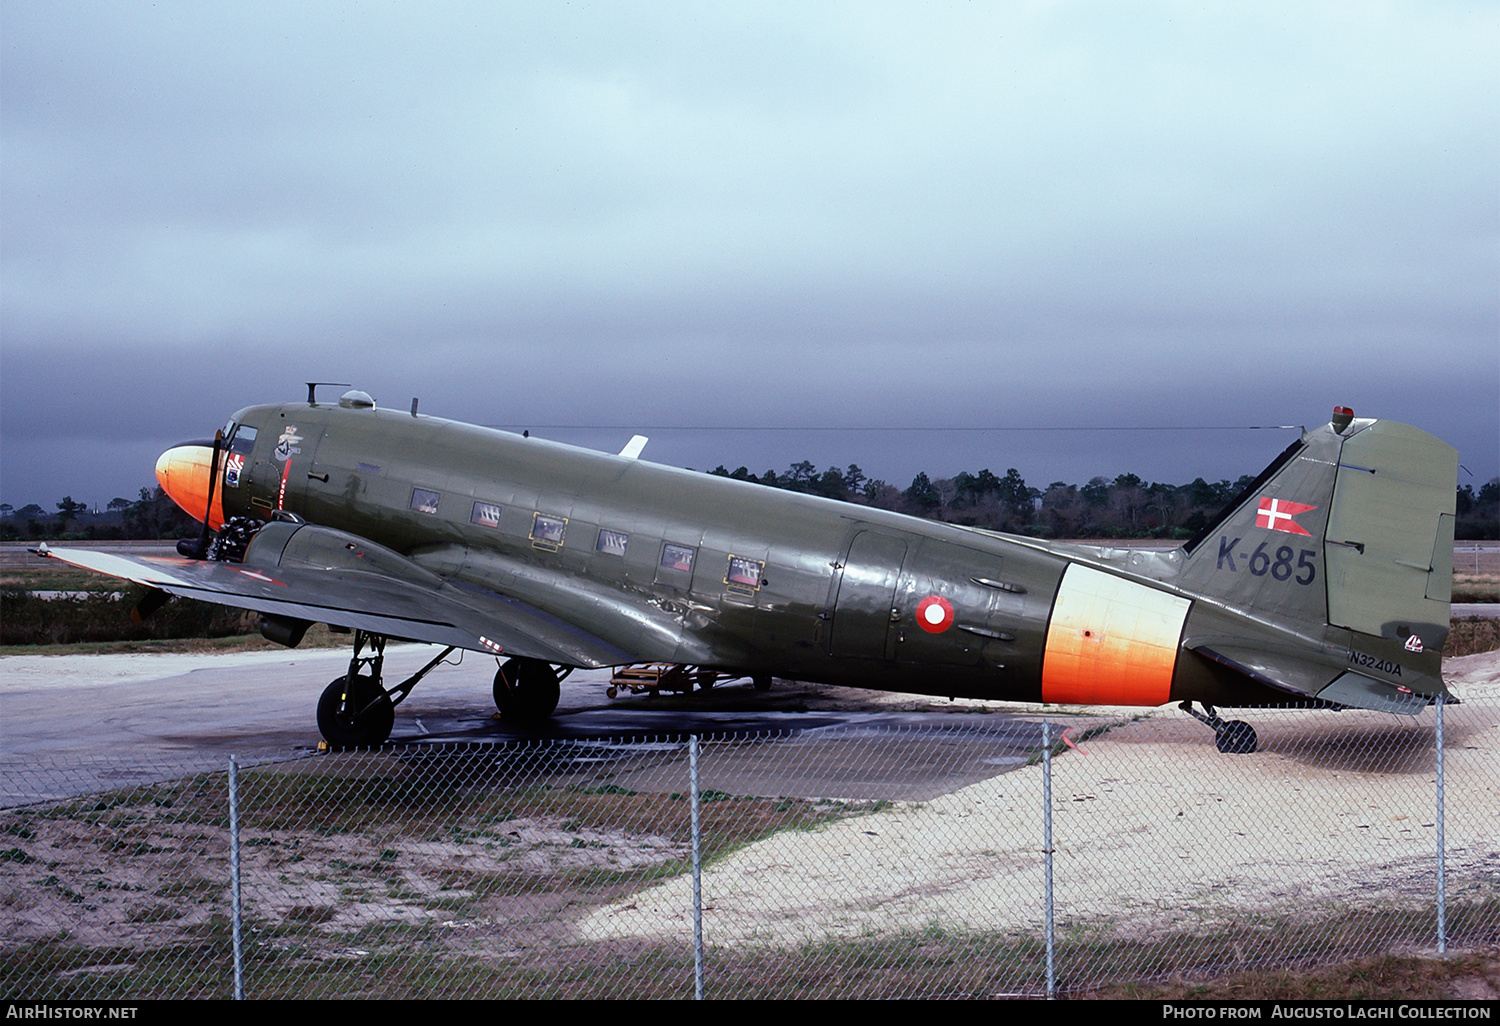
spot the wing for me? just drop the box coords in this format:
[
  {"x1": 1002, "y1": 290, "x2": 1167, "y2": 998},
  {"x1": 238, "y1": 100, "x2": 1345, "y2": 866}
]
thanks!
[{"x1": 35, "y1": 526, "x2": 638, "y2": 669}]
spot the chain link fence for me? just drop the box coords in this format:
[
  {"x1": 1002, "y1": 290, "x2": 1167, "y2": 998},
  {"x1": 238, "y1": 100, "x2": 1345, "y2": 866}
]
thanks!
[{"x1": 3, "y1": 702, "x2": 1497, "y2": 999}]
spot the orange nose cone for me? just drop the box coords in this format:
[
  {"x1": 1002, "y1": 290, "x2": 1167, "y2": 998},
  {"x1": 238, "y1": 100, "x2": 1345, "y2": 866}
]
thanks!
[{"x1": 155, "y1": 445, "x2": 227, "y2": 530}]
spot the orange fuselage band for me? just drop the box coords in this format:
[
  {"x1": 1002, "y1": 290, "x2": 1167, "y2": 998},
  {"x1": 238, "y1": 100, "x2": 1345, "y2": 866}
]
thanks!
[{"x1": 1041, "y1": 564, "x2": 1190, "y2": 706}]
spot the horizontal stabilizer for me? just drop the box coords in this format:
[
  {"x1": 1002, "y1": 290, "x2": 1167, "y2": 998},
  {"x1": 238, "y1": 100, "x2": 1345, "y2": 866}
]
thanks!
[
  {"x1": 1316, "y1": 671, "x2": 1430, "y2": 716},
  {"x1": 1185, "y1": 640, "x2": 1335, "y2": 699},
  {"x1": 1187, "y1": 640, "x2": 1437, "y2": 715}
]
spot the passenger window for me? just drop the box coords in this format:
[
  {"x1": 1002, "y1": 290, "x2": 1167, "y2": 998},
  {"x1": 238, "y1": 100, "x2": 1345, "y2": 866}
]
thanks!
[
  {"x1": 596, "y1": 529, "x2": 628, "y2": 556},
  {"x1": 411, "y1": 488, "x2": 441, "y2": 515},
  {"x1": 725, "y1": 555, "x2": 765, "y2": 591},
  {"x1": 661, "y1": 543, "x2": 695, "y2": 573},
  {"x1": 531, "y1": 513, "x2": 567, "y2": 551},
  {"x1": 471, "y1": 501, "x2": 502, "y2": 528}
]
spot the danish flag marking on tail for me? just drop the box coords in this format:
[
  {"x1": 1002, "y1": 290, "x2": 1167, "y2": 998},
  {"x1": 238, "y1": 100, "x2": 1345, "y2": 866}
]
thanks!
[{"x1": 1256, "y1": 497, "x2": 1317, "y2": 535}]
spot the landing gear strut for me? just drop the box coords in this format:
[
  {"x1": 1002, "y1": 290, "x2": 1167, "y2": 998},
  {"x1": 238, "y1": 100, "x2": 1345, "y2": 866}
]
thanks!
[
  {"x1": 1179, "y1": 701, "x2": 1258, "y2": 754},
  {"x1": 315, "y1": 629, "x2": 455, "y2": 747},
  {"x1": 493, "y1": 657, "x2": 565, "y2": 720}
]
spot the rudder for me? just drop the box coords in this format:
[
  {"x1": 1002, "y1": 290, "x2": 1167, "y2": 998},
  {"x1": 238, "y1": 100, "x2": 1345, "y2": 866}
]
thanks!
[{"x1": 1323, "y1": 418, "x2": 1457, "y2": 656}]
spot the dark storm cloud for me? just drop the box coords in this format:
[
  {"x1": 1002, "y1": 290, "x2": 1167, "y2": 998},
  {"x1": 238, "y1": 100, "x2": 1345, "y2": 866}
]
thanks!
[{"x1": 2, "y1": 2, "x2": 1495, "y2": 509}]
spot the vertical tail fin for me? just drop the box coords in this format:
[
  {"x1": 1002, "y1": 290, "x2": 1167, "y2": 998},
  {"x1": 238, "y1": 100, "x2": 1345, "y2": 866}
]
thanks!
[
  {"x1": 1179, "y1": 410, "x2": 1456, "y2": 704},
  {"x1": 1179, "y1": 426, "x2": 1337, "y2": 630}
]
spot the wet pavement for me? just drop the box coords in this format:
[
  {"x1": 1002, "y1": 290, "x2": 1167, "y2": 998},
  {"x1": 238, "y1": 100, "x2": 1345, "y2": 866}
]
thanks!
[{"x1": 0, "y1": 647, "x2": 1094, "y2": 805}]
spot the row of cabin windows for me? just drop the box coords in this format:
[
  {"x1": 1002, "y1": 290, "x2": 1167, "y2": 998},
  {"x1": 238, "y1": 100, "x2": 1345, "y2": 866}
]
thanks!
[
  {"x1": 212, "y1": 431, "x2": 760, "y2": 583},
  {"x1": 408, "y1": 487, "x2": 755, "y2": 581}
]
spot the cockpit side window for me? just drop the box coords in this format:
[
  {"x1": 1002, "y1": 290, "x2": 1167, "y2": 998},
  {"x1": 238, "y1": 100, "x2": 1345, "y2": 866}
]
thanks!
[{"x1": 228, "y1": 424, "x2": 258, "y2": 455}]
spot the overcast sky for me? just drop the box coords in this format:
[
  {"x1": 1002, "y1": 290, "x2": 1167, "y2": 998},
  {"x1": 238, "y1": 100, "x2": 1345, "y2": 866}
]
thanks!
[{"x1": 3, "y1": 1, "x2": 1496, "y2": 512}]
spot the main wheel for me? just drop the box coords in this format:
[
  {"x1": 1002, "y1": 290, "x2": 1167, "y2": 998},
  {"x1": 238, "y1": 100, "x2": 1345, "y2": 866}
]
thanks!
[
  {"x1": 493, "y1": 658, "x2": 562, "y2": 720},
  {"x1": 317, "y1": 673, "x2": 395, "y2": 747},
  {"x1": 1215, "y1": 720, "x2": 1258, "y2": 754}
]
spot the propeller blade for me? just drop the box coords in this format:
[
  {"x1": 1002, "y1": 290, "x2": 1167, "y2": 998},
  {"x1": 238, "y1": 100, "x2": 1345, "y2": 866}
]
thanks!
[{"x1": 193, "y1": 429, "x2": 224, "y2": 559}]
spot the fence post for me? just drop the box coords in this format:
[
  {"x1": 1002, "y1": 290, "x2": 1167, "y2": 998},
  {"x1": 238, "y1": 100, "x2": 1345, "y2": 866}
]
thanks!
[
  {"x1": 690, "y1": 733, "x2": 704, "y2": 1000},
  {"x1": 1435, "y1": 695, "x2": 1446, "y2": 954},
  {"x1": 1042, "y1": 719, "x2": 1055, "y2": 1000},
  {"x1": 228, "y1": 754, "x2": 244, "y2": 1000}
]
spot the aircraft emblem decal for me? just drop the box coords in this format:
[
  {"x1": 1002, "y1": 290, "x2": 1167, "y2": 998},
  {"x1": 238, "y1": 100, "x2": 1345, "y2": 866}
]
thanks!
[
  {"x1": 915, "y1": 595, "x2": 955, "y2": 633},
  {"x1": 274, "y1": 426, "x2": 303, "y2": 462},
  {"x1": 1405, "y1": 635, "x2": 1424, "y2": 653},
  {"x1": 1255, "y1": 497, "x2": 1316, "y2": 535},
  {"x1": 224, "y1": 453, "x2": 244, "y2": 488}
]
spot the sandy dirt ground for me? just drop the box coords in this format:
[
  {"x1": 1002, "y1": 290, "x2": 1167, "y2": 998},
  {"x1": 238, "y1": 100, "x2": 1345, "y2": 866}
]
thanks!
[{"x1": 582, "y1": 650, "x2": 1500, "y2": 946}]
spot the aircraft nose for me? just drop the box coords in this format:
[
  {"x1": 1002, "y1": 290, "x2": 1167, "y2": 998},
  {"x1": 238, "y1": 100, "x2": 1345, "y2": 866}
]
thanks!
[{"x1": 156, "y1": 442, "x2": 226, "y2": 530}]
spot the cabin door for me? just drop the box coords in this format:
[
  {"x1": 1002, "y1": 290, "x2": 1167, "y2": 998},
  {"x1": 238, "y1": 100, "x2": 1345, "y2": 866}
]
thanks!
[{"x1": 827, "y1": 529, "x2": 909, "y2": 660}]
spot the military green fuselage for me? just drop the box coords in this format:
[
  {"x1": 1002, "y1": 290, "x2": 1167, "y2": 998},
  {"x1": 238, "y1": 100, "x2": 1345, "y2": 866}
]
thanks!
[
  {"x1": 212, "y1": 397, "x2": 1403, "y2": 710},
  {"x1": 48, "y1": 392, "x2": 1455, "y2": 748}
]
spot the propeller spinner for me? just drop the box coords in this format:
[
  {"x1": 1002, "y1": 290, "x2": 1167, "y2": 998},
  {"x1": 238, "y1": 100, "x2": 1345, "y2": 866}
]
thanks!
[{"x1": 156, "y1": 434, "x2": 227, "y2": 549}]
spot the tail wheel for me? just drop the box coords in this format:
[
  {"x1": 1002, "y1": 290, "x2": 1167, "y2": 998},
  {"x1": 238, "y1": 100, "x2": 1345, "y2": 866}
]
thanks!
[
  {"x1": 1181, "y1": 702, "x2": 1259, "y2": 756},
  {"x1": 493, "y1": 658, "x2": 562, "y2": 719},
  {"x1": 1215, "y1": 720, "x2": 1258, "y2": 754},
  {"x1": 317, "y1": 672, "x2": 395, "y2": 747}
]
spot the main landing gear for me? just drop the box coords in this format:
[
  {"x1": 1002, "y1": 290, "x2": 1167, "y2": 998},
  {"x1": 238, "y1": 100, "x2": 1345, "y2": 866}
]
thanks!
[
  {"x1": 1179, "y1": 701, "x2": 1259, "y2": 755},
  {"x1": 316, "y1": 630, "x2": 456, "y2": 747},
  {"x1": 493, "y1": 657, "x2": 566, "y2": 720}
]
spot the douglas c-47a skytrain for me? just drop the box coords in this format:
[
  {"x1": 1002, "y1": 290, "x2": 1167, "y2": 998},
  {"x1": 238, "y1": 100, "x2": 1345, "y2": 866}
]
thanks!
[{"x1": 40, "y1": 388, "x2": 1458, "y2": 751}]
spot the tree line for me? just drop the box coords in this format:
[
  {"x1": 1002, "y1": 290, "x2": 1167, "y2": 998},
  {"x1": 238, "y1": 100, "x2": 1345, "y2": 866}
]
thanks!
[
  {"x1": 710, "y1": 461, "x2": 1500, "y2": 540},
  {"x1": 3, "y1": 467, "x2": 1497, "y2": 542},
  {"x1": 0, "y1": 487, "x2": 196, "y2": 542}
]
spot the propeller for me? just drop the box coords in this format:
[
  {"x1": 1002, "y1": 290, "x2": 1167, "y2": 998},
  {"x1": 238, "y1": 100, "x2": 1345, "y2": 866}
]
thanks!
[{"x1": 177, "y1": 428, "x2": 224, "y2": 559}]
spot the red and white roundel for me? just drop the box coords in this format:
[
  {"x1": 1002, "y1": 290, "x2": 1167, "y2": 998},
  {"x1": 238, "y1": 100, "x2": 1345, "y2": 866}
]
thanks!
[{"x1": 915, "y1": 595, "x2": 954, "y2": 633}]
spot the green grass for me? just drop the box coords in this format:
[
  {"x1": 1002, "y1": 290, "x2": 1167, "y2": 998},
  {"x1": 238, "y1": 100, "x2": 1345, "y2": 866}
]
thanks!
[{"x1": 8, "y1": 898, "x2": 1494, "y2": 999}]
